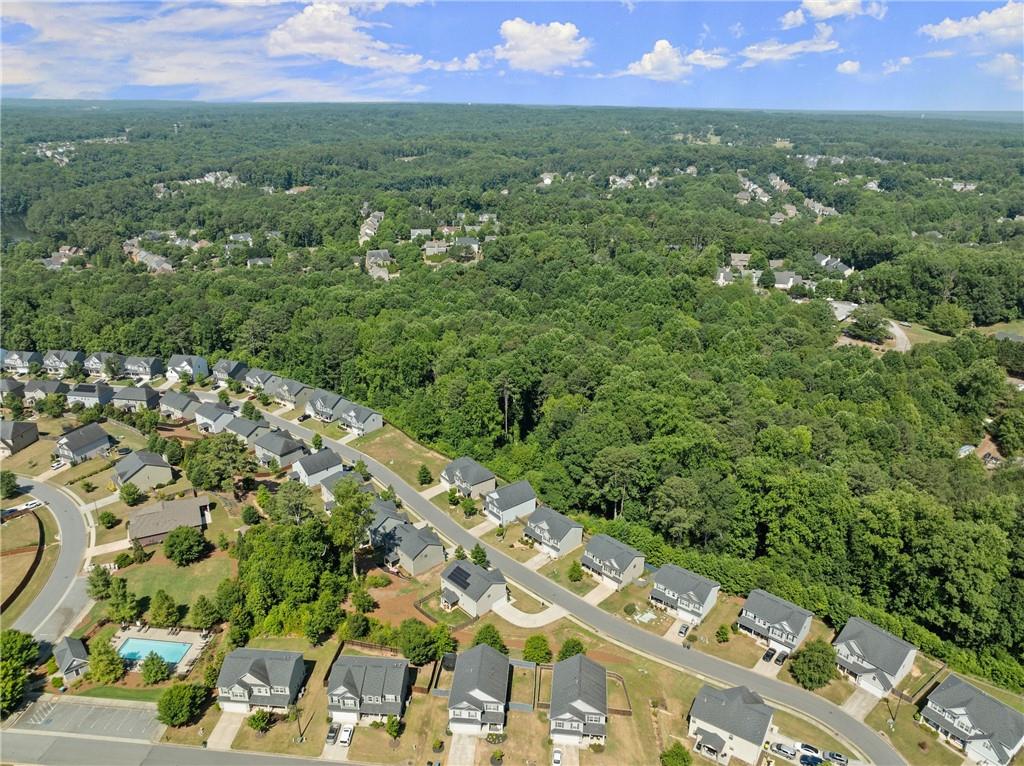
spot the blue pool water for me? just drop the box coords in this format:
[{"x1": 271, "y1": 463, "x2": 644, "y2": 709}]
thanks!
[{"x1": 118, "y1": 638, "x2": 191, "y2": 665}]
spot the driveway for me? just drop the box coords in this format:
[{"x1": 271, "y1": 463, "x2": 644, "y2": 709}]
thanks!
[
  {"x1": 15, "y1": 697, "x2": 162, "y2": 742},
  {"x1": 447, "y1": 733, "x2": 479, "y2": 766},
  {"x1": 581, "y1": 580, "x2": 616, "y2": 606},
  {"x1": 207, "y1": 711, "x2": 246, "y2": 750},
  {"x1": 523, "y1": 551, "x2": 549, "y2": 571},
  {"x1": 753, "y1": 657, "x2": 783, "y2": 678},
  {"x1": 468, "y1": 518, "x2": 496, "y2": 538},
  {"x1": 553, "y1": 744, "x2": 580, "y2": 766},
  {"x1": 420, "y1": 482, "x2": 447, "y2": 499},
  {"x1": 888, "y1": 321, "x2": 911, "y2": 352},
  {"x1": 320, "y1": 740, "x2": 349, "y2": 761},
  {"x1": 843, "y1": 687, "x2": 882, "y2": 720}
]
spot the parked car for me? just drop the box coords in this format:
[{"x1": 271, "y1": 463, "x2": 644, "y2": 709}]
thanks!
[
  {"x1": 771, "y1": 743, "x2": 798, "y2": 759},
  {"x1": 799, "y1": 743, "x2": 821, "y2": 757},
  {"x1": 117, "y1": 447, "x2": 131, "y2": 455},
  {"x1": 339, "y1": 724, "x2": 354, "y2": 746},
  {"x1": 297, "y1": 414, "x2": 310, "y2": 422},
  {"x1": 23, "y1": 500, "x2": 43, "y2": 510},
  {"x1": 678, "y1": 624, "x2": 689, "y2": 638},
  {"x1": 799, "y1": 757, "x2": 823, "y2": 766},
  {"x1": 326, "y1": 723, "x2": 340, "y2": 745},
  {"x1": 50, "y1": 460, "x2": 65, "y2": 470},
  {"x1": 824, "y1": 752, "x2": 848, "y2": 765},
  {"x1": 762, "y1": 647, "x2": 777, "y2": 662},
  {"x1": 775, "y1": 651, "x2": 789, "y2": 666},
  {"x1": 552, "y1": 750, "x2": 563, "y2": 766}
]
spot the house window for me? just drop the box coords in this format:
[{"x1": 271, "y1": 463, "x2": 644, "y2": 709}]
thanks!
[
  {"x1": 230, "y1": 689, "x2": 247, "y2": 700},
  {"x1": 252, "y1": 686, "x2": 269, "y2": 696},
  {"x1": 484, "y1": 703, "x2": 502, "y2": 712},
  {"x1": 271, "y1": 686, "x2": 287, "y2": 695},
  {"x1": 384, "y1": 694, "x2": 398, "y2": 702},
  {"x1": 343, "y1": 699, "x2": 358, "y2": 708},
  {"x1": 585, "y1": 714, "x2": 603, "y2": 723}
]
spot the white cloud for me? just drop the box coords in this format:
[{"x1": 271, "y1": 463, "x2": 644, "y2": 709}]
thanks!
[
  {"x1": 801, "y1": 0, "x2": 886, "y2": 20},
  {"x1": 882, "y1": 55, "x2": 913, "y2": 74},
  {"x1": 739, "y1": 23, "x2": 839, "y2": 68},
  {"x1": 729, "y1": 22, "x2": 745, "y2": 38},
  {"x1": 493, "y1": 18, "x2": 591, "y2": 73},
  {"x1": 780, "y1": 9, "x2": 806, "y2": 29},
  {"x1": 919, "y1": 1, "x2": 1023, "y2": 45},
  {"x1": 836, "y1": 59, "x2": 860, "y2": 74},
  {"x1": 686, "y1": 48, "x2": 730, "y2": 69},
  {"x1": 979, "y1": 52, "x2": 1023, "y2": 90},
  {"x1": 618, "y1": 40, "x2": 730, "y2": 82}
]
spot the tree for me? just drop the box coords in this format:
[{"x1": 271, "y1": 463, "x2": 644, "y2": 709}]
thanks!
[
  {"x1": 98, "y1": 510, "x2": 118, "y2": 529},
  {"x1": 247, "y1": 709, "x2": 272, "y2": 733},
  {"x1": 523, "y1": 635, "x2": 552, "y2": 663},
  {"x1": 269, "y1": 480, "x2": 314, "y2": 524},
  {"x1": 87, "y1": 565, "x2": 112, "y2": 599},
  {"x1": 241, "y1": 400, "x2": 257, "y2": 420},
  {"x1": 927, "y1": 302, "x2": 970, "y2": 335},
  {"x1": 149, "y1": 589, "x2": 180, "y2": 628},
  {"x1": 351, "y1": 590, "x2": 376, "y2": 614},
  {"x1": 311, "y1": 433, "x2": 323, "y2": 451},
  {"x1": 140, "y1": 652, "x2": 171, "y2": 685},
  {"x1": 217, "y1": 532, "x2": 230, "y2": 551},
  {"x1": 354, "y1": 459, "x2": 370, "y2": 480},
  {"x1": 0, "y1": 471, "x2": 18, "y2": 500},
  {"x1": 346, "y1": 612, "x2": 370, "y2": 639},
  {"x1": 328, "y1": 480, "x2": 373, "y2": 576},
  {"x1": 789, "y1": 639, "x2": 838, "y2": 690},
  {"x1": 385, "y1": 713, "x2": 402, "y2": 739},
  {"x1": 460, "y1": 496, "x2": 477, "y2": 517},
  {"x1": 104, "y1": 357, "x2": 122, "y2": 379},
  {"x1": 557, "y1": 638, "x2": 585, "y2": 661},
  {"x1": 241, "y1": 505, "x2": 261, "y2": 525},
  {"x1": 0, "y1": 629, "x2": 37, "y2": 716},
  {"x1": 715, "y1": 625, "x2": 730, "y2": 643},
  {"x1": 846, "y1": 304, "x2": 890, "y2": 344},
  {"x1": 431, "y1": 623, "x2": 457, "y2": 659},
  {"x1": 163, "y1": 439, "x2": 184, "y2": 466},
  {"x1": 567, "y1": 559, "x2": 584, "y2": 583},
  {"x1": 87, "y1": 640, "x2": 126, "y2": 684},
  {"x1": 188, "y1": 595, "x2": 220, "y2": 631},
  {"x1": 38, "y1": 394, "x2": 66, "y2": 418},
  {"x1": 106, "y1": 577, "x2": 140, "y2": 624},
  {"x1": 447, "y1": 487, "x2": 459, "y2": 506},
  {"x1": 5, "y1": 395, "x2": 24, "y2": 419},
  {"x1": 417, "y1": 464, "x2": 433, "y2": 486},
  {"x1": 471, "y1": 624, "x2": 508, "y2": 654},
  {"x1": 157, "y1": 683, "x2": 206, "y2": 727},
  {"x1": 304, "y1": 591, "x2": 342, "y2": 645},
  {"x1": 398, "y1": 619, "x2": 436, "y2": 665},
  {"x1": 453, "y1": 545, "x2": 467, "y2": 560},
  {"x1": 163, "y1": 526, "x2": 205, "y2": 566},
  {"x1": 470, "y1": 543, "x2": 489, "y2": 568},
  {"x1": 660, "y1": 742, "x2": 693, "y2": 766},
  {"x1": 758, "y1": 268, "x2": 776, "y2": 289}
]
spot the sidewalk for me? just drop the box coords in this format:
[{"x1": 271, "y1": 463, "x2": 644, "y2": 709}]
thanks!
[
  {"x1": 468, "y1": 518, "x2": 496, "y2": 538},
  {"x1": 86, "y1": 538, "x2": 131, "y2": 557}
]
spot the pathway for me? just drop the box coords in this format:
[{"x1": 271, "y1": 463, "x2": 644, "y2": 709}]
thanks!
[
  {"x1": 888, "y1": 321, "x2": 911, "y2": 352},
  {"x1": 86, "y1": 538, "x2": 131, "y2": 557},
  {"x1": 843, "y1": 688, "x2": 882, "y2": 720},
  {"x1": 581, "y1": 580, "x2": 616, "y2": 606},
  {"x1": 446, "y1": 733, "x2": 478, "y2": 766},
  {"x1": 492, "y1": 598, "x2": 567, "y2": 628},
  {"x1": 206, "y1": 711, "x2": 246, "y2": 751}
]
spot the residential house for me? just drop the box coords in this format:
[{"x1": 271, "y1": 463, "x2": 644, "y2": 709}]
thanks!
[
  {"x1": 549, "y1": 654, "x2": 607, "y2": 746},
  {"x1": 410, "y1": 228, "x2": 432, "y2": 239},
  {"x1": 225, "y1": 416, "x2": 271, "y2": 447},
  {"x1": 246, "y1": 257, "x2": 273, "y2": 268},
  {"x1": 440, "y1": 457, "x2": 496, "y2": 499},
  {"x1": 53, "y1": 637, "x2": 89, "y2": 681},
  {"x1": 217, "y1": 649, "x2": 305, "y2": 714},
  {"x1": 729, "y1": 253, "x2": 751, "y2": 270},
  {"x1": 3, "y1": 350, "x2": 42, "y2": 375},
  {"x1": 244, "y1": 368, "x2": 278, "y2": 392},
  {"x1": 482, "y1": 480, "x2": 536, "y2": 526},
  {"x1": 367, "y1": 500, "x2": 408, "y2": 546},
  {"x1": 649, "y1": 564, "x2": 720, "y2": 625},
  {"x1": 921, "y1": 675, "x2": 1024, "y2": 766},
  {"x1": 365, "y1": 249, "x2": 397, "y2": 281},
  {"x1": 319, "y1": 467, "x2": 366, "y2": 508},
  {"x1": 833, "y1": 617, "x2": 916, "y2": 697},
  {"x1": 688, "y1": 685, "x2": 774, "y2": 766},
  {"x1": 160, "y1": 390, "x2": 201, "y2": 421},
  {"x1": 714, "y1": 267, "x2": 734, "y2": 286},
  {"x1": 813, "y1": 252, "x2": 855, "y2": 278},
  {"x1": 136, "y1": 250, "x2": 174, "y2": 273},
  {"x1": 769, "y1": 212, "x2": 787, "y2": 226},
  {"x1": 114, "y1": 450, "x2": 173, "y2": 491},
  {"x1": 43, "y1": 350, "x2": 84, "y2": 377},
  {"x1": 440, "y1": 560, "x2": 507, "y2": 618},
  {"x1": 383, "y1": 522, "x2": 445, "y2": 576},
  {"x1": 447, "y1": 644, "x2": 510, "y2": 736},
  {"x1": 580, "y1": 535, "x2": 645, "y2": 590},
  {"x1": 166, "y1": 355, "x2": 209, "y2": 383},
  {"x1": 0, "y1": 378, "x2": 25, "y2": 399},
  {"x1": 304, "y1": 389, "x2": 344, "y2": 422},
  {"x1": 422, "y1": 240, "x2": 450, "y2": 258},
  {"x1": 195, "y1": 402, "x2": 235, "y2": 434},
  {"x1": 124, "y1": 356, "x2": 164, "y2": 381},
  {"x1": 523, "y1": 505, "x2": 583, "y2": 558},
  {"x1": 55, "y1": 423, "x2": 112, "y2": 465},
  {"x1": 67, "y1": 383, "x2": 114, "y2": 408},
  {"x1": 111, "y1": 386, "x2": 160, "y2": 412},
  {"x1": 228, "y1": 232, "x2": 253, "y2": 245},
  {"x1": 773, "y1": 271, "x2": 803, "y2": 290},
  {"x1": 22, "y1": 380, "x2": 68, "y2": 404},
  {"x1": 0, "y1": 420, "x2": 39, "y2": 458},
  {"x1": 213, "y1": 359, "x2": 248, "y2": 383},
  {"x1": 327, "y1": 656, "x2": 412, "y2": 724},
  {"x1": 254, "y1": 431, "x2": 305, "y2": 468},
  {"x1": 737, "y1": 589, "x2": 812, "y2": 652},
  {"x1": 291, "y1": 449, "x2": 344, "y2": 487},
  {"x1": 334, "y1": 400, "x2": 383, "y2": 436},
  {"x1": 84, "y1": 352, "x2": 124, "y2": 377},
  {"x1": 128, "y1": 491, "x2": 210, "y2": 546},
  {"x1": 454, "y1": 236, "x2": 480, "y2": 254},
  {"x1": 264, "y1": 377, "x2": 310, "y2": 408}
]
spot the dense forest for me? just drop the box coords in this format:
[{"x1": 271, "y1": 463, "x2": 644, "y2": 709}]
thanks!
[{"x1": 2, "y1": 102, "x2": 1023, "y2": 688}]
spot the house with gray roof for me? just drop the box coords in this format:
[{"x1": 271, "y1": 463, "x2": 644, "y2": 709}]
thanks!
[
  {"x1": 304, "y1": 389, "x2": 344, "y2": 422},
  {"x1": 124, "y1": 356, "x2": 164, "y2": 381},
  {"x1": 0, "y1": 378, "x2": 24, "y2": 399},
  {"x1": 650, "y1": 564, "x2": 720, "y2": 626},
  {"x1": 581, "y1": 535, "x2": 644, "y2": 590},
  {"x1": 319, "y1": 467, "x2": 368, "y2": 508},
  {"x1": 3, "y1": 350, "x2": 42, "y2": 375},
  {"x1": 160, "y1": 390, "x2": 201, "y2": 421},
  {"x1": 922, "y1": 675, "x2": 1024, "y2": 766},
  {"x1": 549, "y1": 654, "x2": 608, "y2": 746},
  {"x1": 23, "y1": 380, "x2": 68, "y2": 404},
  {"x1": 112, "y1": 385, "x2": 160, "y2": 412},
  {"x1": 67, "y1": 383, "x2": 114, "y2": 408},
  {"x1": 84, "y1": 352, "x2": 124, "y2": 377},
  {"x1": 773, "y1": 271, "x2": 803, "y2": 291},
  {"x1": 1, "y1": 420, "x2": 39, "y2": 458},
  {"x1": 43, "y1": 350, "x2": 84, "y2": 377},
  {"x1": 447, "y1": 644, "x2": 510, "y2": 736},
  {"x1": 440, "y1": 560, "x2": 507, "y2": 618},
  {"x1": 410, "y1": 228, "x2": 432, "y2": 239},
  {"x1": 483, "y1": 480, "x2": 536, "y2": 526},
  {"x1": 244, "y1": 368, "x2": 277, "y2": 391},
  {"x1": 383, "y1": 522, "x2": 445, "y2": 576},
  {"x1": 56, "y1": 423, "x2": 111, "y2": 465},
  {"x1": 53, "y1": 637, "x2": 89, "y2": 681},
  {"x1": 814, "y1": 252, "x2": 855, "y2": 277},
  {"x1": 213, "y1": 359, "x2": 248, "y2": 383},
  {"x1": 737, "y1": 589, "x2": 812, "y2": 652},
  {"x1": 714, "y1": 267, "x2": 735, "y2": 286},
  {"x1": 440, "y1": 457, "x2": 496, "y2": 499},
  {"x1": 195, "y1": 402, "x2": 235, "y2": 433},
  {"x1": 833, "y1": 617, "x2": 916, "y2": 697},
  {"x1": 254, "y1": 431, "x2": 305, "y2": 468},
  {"x1": 366, "y1": 500, "x2": 408, "y2": 546},
  {"x1": 365, "y1": 249, "x2": 397, "y2": 281},
  {"x1": 217, "y1": 648, "x2": 306, "y2": 714},
  {"x1": 265, "y1": 377, "x2": 310, "y2": 407},
  {"x1": 291, "y1": 449, "x2": 344, "y2": 487},
  {"x1": 114, "y1": 451, "x2": 172, "y2": 491},
  {"x1": 225, "y1": 416, "x2": 270, "y2": 447},
  {"x1": 524, "y1": 506, "x2": 583, "y2": 558},
  {"x1": 334, "y1": 399, "x2": 383, "y2": 436},
  {"x1": 128, "y1": 492, "x2": 210, "y2": 546},
  {"x1": 327, "y1": 656, "x2": 412, "y2": 724},
  {"x1": 688, "y1": 685, "x2": 774, "y2": 765},
  {"x1": 166, "y1": 354, "x2": 209, "y2": 383}
]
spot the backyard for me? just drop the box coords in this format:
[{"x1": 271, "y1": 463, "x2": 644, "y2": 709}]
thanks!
[
  {"x1": 687, "y1": 596, "x2": 763, "y2": 668},
  {"x1": 417, "y1": 591, "x2": 474, "y2": 628},
  {"x1": 598, "y1": 581, "x2": 675, "y2": 636},
  {"x1": 119, "y1": 549, "x2": 235, "y2": 622},
  {"x1": 539, "y1": 554, "x2": 598, "y2": 598},
  {"x1": 2, "y1": 437, "x2": 59, "y2": 476},
  {"x1": 351, "y1": 424, "x2": 449, "y2": 489}
]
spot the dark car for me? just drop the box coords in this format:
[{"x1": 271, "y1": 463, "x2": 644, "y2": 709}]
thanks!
[
  {"x1": 762, "y1": 647, "x2": 777, "y2": 662},
  {"x1": 799, "y1": 756, "x2": 823, "y2": 766},
  {"x1": 297, "y1": 414, "x2": 310, "y2": 422},
  {"x1": 326, "y1": 723, "x2": 340, "y2": 745},
  {"x1": 775, "y1": 651, "x2": 789, "y2": 666},
  {"x1": 800, "y1": 743, "x2": 821, "y2": 757}
]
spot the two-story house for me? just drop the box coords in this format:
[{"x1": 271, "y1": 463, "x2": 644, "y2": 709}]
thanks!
[
  {"x1": 649, "y1": 564, "x2": 720, "y2": 626},
  {"x1": 580, "y1": 535, "x2": 645, "y2": 590},
  {"x1": 737, "y1": 589, "x2": 812, "y2": 652},
  {"x1": 688, "y1": 685, "x2": 775, "y2": 766},
  {"x1": 291, "y1": 449, "x2": 344, "y2": 488},
  {"x1": 447, "y1": 644, "x2": 510, "y2": 736},
  {"x1": 0, "y1": 379, "x2": 24, "y2": 400},
  {"x1": 44, "y1": 349, "x2": 84, "y2": 377},
  {"x1": 3, "y1": 350, "x2": 42, "y2": 375},
  {"x1": 327, "y1": 656, "x2": 412, "y2": 724},
  {"x1": 0, "y1": 421, "x2": 39, "y2": 458},
  {"x1": 253, "y1": 431, "x2": 305, "y2": 468},
  {"x1": 67, "y1": 382, "x2": 114, "y2": 408},
  {"x1": 549, "y1": 654, "x2": 608, "y2": 747},
  {"x1": 921, "y1": 675, "x2": 1024, "y2": 766},
  {"x1": 212, "y1": 358, "x2": 248, "y2": 384},
  {"x1": 334, "y1": 400, "x2": 383, "y2": 436},
  {"x1": 166, "y1": 354, "x2": 209, "y2": 383},
  {"x1": 244, "y1": 368, "x2": 278, "y2": 392},
  {"x1": 225, "y1": 416, "x2": 271, "y2": 447},
  {"x1": 265, "y1": 377, "x2": 310, "y2": 408},
  {"x1": 482, "y1": 480, "x2": 536, "y2": 526},
  {"x1": 833, "y1": 617, "x2": 916, "y2": 697},
  {"x1": 440, "y1": 457, "x2": 496, "y2": 499},
  {"x1": 56, "y1": 423, "x2": 112, "y2": 465},
  {"x1": 440, "y1": 560, "x2": 507, "y2": 618},
  {"x1": 84, "y1": 352, "x2": 124, "y2": 377},
  {"x1": 160, "y1": 390, "x2": 201, "y2": 421},
  {"x1": 367, "y1": 500, "x2": 409, "y2": 546},
  {"x1": 124, "y1": 356, "x2": 164, "y2": 381},
  {"x1": 305, "y1": 389, "x2": 344, "y2": 422},
  {"x1": 195, "y1": 402, "x2": 236, "y2": 434},
  {"x1": 217, "y1": 649, "x2": 305, "y2": 714},
  {"x1": 111, "y1": 385, "x2": 160, "y2": 412},
  {"x1": 383, "y1": 522, "x2": 445, "y2": 576},
  {"x1": 523, "y1": 506, "x2": 583, "y2": 559},
  {"x1": 23, "y1": 380, "x2": 68, "y2": 404},
  {"x1": 114, "y1": 450, "x2": 173, "y2": 492}
]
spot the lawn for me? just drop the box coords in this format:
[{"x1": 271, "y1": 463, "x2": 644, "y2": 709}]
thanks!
[
  {"x1": 120, "y1": 549, "x2": 235, "y2": 621},
  {"x1": 3, "y1": 438, "x2": 58, "y2": 476},
  {"x1": 483, "y1": 710, "x2": 549, "y2": 766},
  {"x1": 103, "y1": 421, "x2": 149, "y2": 451},
  {"x1": 431, "y1": 493, "x2": 485, "y2": 530},
  {"x1": 92, "y1": 499, "x2": 133, "y2": 546},
  {"x1": 2, "y1": 507, "x2": 61, "y2": 624},
  {"x1": 506, "y1": 584, "x2": 548, "y2": 614},
  {"x1": 77, "y1": 686, "x2": 165, "y2": 702},
  {"x1": 978, "y1": 319, "x2": 1024, "y2": 337},
  {"x1": 480, "y1": 521, "x2": 540, "y2": 563},
  {"x1": 346, "y1": 692, "x2": 450, "y2": 765},
  {"x1": 58, "y1": 456, "x2": 114, "y2": 486},
  {"x1": 418, "y1": 592, "x2": 473, "y2": 627},
  {"x1": 865, "y1": 698, "x2": 961, "y2": 766},
  {"x1": 351, "y1": 424, "x2": 450, "y2": 489},
  {"x1": 688, "y1": 596, "x2": 762, "y2": 668},
  {"x1": 598, "y1": 582, "x2": 675, "y2": 636},
  {"x1": 902, "y1": 322, "x2": 953, "y2": 347},
  {"x1": 69, "y1": 467, "x2": 116, "y2": 501},
  {"x1": 510, "y1": 664, "x2": 536, "y2": 704},
  {"x1": 779, "y1": 664, "x2": 857, "y2": 706},
  {"x1": 2, "y1": 552, "x2": 37, "y2": 605},
  {"x1": 2, "y1": 513, "x2": 42, "y2": 550},
  {"x1": 539, "y1": 554, "x2": 597, "y2": 597}
]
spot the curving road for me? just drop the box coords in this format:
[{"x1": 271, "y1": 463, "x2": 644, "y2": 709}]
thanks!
[{"x1": 11, "y1": 476, "x2": 91, "y2": 648}]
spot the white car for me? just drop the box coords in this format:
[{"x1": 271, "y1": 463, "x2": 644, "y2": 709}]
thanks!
[
  {"x1": 552, "y1": 749, "x2": 562, "y2": 766},
  {"x1": 23, "y1": 500, "x2": 42, "y2": 510},
  {"x1": 50, "y1": 460, "x2": 65, "y2": 471},
  {"x1": 338, "y1": 724, "x2": 354, "y2": 747}
]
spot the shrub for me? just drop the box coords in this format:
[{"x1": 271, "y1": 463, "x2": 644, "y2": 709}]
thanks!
[
  {"x1": 46, "y1": 656, "x2": 58, "y2": 675},
  {"x1": 590, "y1": 743, "x2": 605, "y2": 753},
  {"x1": 114, "y1": 552, "x2": 133, "y2": 569},
  {"x1": 51, "y1": 675, "x2": 64, "y2": 689},
  {"x1": 660, "y1": 742, "x2": 693, "y2": 766},
  {"x1": 715, "y1": 625, "x2": 730, "y2": 643},
  {"x1": 567, "y1": 560, "x2": 584, "y2": 582},
  {"x1": 365, "y1": 573, "x2": 391, "y2": 589},
  {"x1": 81, "y1": 480, "x2": 97, "y2": 494},
  {"x1": 789, "y1": 640, "x2": 838, "y2": 690},
  {"x1": 417, "y1": 464, "x2": 433, "y2": 486},
  {"x1": 241, "y1": 505, "x2": 260, "y2": 525},
  {"x1": 247, "y1": 709, "x2": 272, "y2": 733},
  {"x1": 385, "y1": 714, "x2": 402, "y2": 739},
  {"x1": 163, "y1": 526, "x2": 205, "y2": 566},
  {"x1": 98, "y1": 511, "x2": 118, "y2": 529},
  {"x1": 623, "y1": 602, "x2": 637, "y2": 616},
  {"x1": 119, "y1": 482, "x2": 143, "y2": 506},
  {"x1": 557, "y1": 638, "x2": 585, "y2": 661},
  {"x1": 141, "y1": 652, "x2": 172, "y2": 685}
]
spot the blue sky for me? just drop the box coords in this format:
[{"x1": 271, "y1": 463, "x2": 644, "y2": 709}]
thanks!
[{"x1": 2, "y1": 1, "x2": 1021, "y2": 109}]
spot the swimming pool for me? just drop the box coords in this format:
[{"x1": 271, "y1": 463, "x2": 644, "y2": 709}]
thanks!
[{"x1": 118, "y1": 638, "x2": 191, "y2": 665}]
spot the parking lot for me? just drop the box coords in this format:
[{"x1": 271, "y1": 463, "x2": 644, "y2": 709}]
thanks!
[{"x1": 16, "y1": 698, "x2": 162, "y2": 742}]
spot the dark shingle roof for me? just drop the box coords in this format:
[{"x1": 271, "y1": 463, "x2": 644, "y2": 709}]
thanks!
[
  {"x1": 196, "y1": 402, "x2": 234, "y2": 421},
  {"x1": 442, "y1": 456, "x2": 495, "y2": 486},
  {"x1": 115, "y1": 450, "x2": 170, "y2": 483},
  {"x1": 690, "y1": 685, "x2": 774, "y2": 747},
  {"x1": 550, "y1": 654, "x2": 607, "y2": 724},
  {"x1": 652, "y1": 564, "x2": 719, "y2": 605},
  {"x1": 129, "y1": 493, "x2": 209, "y2": 540},
  {"x1": 54, "y1": 637, "x2": 88, "y2": 674},
  {"x1": 448, "y1": 644, "x2": 509, "y2": 717},
  {"x1": 583, "y1": 534, "x2": 642, "y2": 572},
  {"x1": 217, "y1": 649, "x2": 304, "y2": 708},
  {"x1": 525, "y1": 505, "x2": 582, "y2": 543},
  {"x1": 393, "y1": 523, "x2": 442, "y2": 560},
  {"x1": 225, "y1": 416, "x2": 268, "y2": 439},
  {"x1": 293, "y1": 449, "x2": 343, "y2": 477},
  {"x1": 58, "y1": 423, "x2": 111, "y2": 453},
  {"x1": 924, "y1": 675, "x2": 1024, "y2": 760},
  {"x1": 254, "y1": 431, "x2": 304, "y2": 457},
  {"x1": 441, "y1": 560, "x2": 505, "y2": 601},
  {"x1": 742, "y1": 589, "x2": 812, "y2": 635},
  {"x1": 834, "y1": 617, "x2": 915, "y2": 678},
  {"x1": 327, "y1": 656, "x2": 409, "y2": 711},
  {"x1": 485, "y1": 480, "x2": 536, "y2": 512}
]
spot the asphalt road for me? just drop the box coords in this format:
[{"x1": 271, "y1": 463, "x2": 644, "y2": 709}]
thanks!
[{"x1": 11, "y1": 476, "x2": 91, "y2": 648}]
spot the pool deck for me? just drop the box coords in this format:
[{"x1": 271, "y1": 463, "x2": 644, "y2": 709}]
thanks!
[{"x1": 113, "y1": 626, "x2": 209, "y2": 674}]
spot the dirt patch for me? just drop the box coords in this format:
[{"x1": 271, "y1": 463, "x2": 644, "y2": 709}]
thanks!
[{"x1": 368, "y1": 574, "x2": 437, "y2": 626}]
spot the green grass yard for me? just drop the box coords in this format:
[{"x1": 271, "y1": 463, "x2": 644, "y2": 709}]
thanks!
[
  {"x1": 480, "y1": 521, "x2": 540, "y2": 563},
  {"x1": 688, "y1": 596, "x2": 762, "y2": 668},
  {"x1": 598, "y1": 581, "x2": 675, "y2": 636},
  {"x1": 539, "y1": 554, "x2": 598, "y2": 597},
  {"x1": 3, "y1": 437, "x2": 59, "y2": 476},
  {"x1": 431, "y1": 493, "x2": 485, "y2": 529},
  {"x1": 2, "y1": 507, "x2": 61, "y2": 624},
  {"x1": 351, "y1": 424, "x2": 449, "y2": 489},
  {"x1": 120, "y1": 549, "x2": 235, "y2": 622},
  {"x1": 865, "y1": 698, "x2": 961, "y2": 766},
  {"x1": 418, "y1": 592, "x2": 473, "y2": 627}
]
